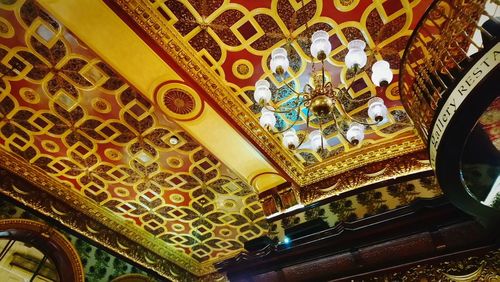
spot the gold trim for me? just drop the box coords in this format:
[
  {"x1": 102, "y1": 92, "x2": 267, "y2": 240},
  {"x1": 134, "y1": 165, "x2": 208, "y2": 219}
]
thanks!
[
  {"x1": 444, "y1": 261, "x2": 485, "y2": 281},
  {"x1": 111, "y1": 0, "x2": 425, "y2": 186},
  {"x1": 297, "y1": 135, "x2": 425, "y2": 185},
  {"x1": 0, "y1": 150, "x2": 209, "y2": 278},
  {"x1": 373, "y1": 249, "x2": 499, "y2": 281},
  {"x1": 300, "y1": 150, "x2": 432, "y2": 204}
]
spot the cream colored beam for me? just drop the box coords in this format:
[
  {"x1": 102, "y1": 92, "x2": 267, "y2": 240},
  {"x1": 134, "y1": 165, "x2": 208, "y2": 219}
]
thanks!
[{"x1": 37, "y1": 0, "x2": 285, "y2": 191}]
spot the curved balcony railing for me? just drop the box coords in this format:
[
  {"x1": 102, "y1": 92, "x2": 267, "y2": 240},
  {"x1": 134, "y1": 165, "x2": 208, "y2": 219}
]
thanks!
[{"x1": 399, "y1": 0, "x2": 498, "y2": 143}]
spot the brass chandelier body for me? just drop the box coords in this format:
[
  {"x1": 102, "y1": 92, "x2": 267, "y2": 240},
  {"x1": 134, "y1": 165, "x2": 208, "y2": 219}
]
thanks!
[{"x1": 255, "y1": 33, "x2": 394, "y2": 152}]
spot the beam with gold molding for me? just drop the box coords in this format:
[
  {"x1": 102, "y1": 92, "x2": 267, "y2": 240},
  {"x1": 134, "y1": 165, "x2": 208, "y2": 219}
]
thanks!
[{"x1": 36, "y1": 0, "x2": 286, "y2": 192}]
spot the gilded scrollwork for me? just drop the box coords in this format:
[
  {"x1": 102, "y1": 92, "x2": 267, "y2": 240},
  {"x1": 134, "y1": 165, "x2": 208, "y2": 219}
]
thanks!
[
  {"x1": 300, "y1": 150, "x2": 431, "y2": 204},
  {"x1": 373, "y1": 249, "x2": 500, "y2": 281}
]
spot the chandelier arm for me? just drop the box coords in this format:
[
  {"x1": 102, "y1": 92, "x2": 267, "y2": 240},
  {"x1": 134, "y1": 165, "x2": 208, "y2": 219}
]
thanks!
[
  {"x1": 311, "y1": 57, "x2": 316, "y2": 73},
  {"x1": 303, "y1": 83, "x2": 314, "y2": 94},
  {"x1": 321, "y1": 60, "x2": 326, "y2": 88},
  {"x1": 341, "y1": 88, "x2": 376, "y2": 103},
  {"x1": 346, "y1": 115, "x2": 378, "y2": 126},
  {"x1": 330, "y1": 107, "x2": 358, "y2": 146},
  {"x1": 344, "y1": 66, "x2": 361, "y2": 93},
  {"x1": 330, "y1": 108, "x2": 348, "y2": 143},
  {"x1": 337, "y1": 100, "x2": 380, "y2": 126},
  {"x1": 294, "y1": 109, "x2": 311, "y2": 149},
  {"x1": 325, "y1": 82, "x2": 338, "y2": 98},
  {"x1": 333, "y1": 113, "x2": 352, "y2": 145},
  {"x1": 271, "y1": 104, "x2": 305, "y2": 135},
  {"x1": 319, "y1": 118, "x2": 325, "y2": 150},
  {"x1": 264, "y1": 96, "x2": 308, "y2": 114},
  {"x1": 264, "y1": 104, "x2": 298, "y2": 114},
  {"x1": 278, "y1": 73, "x2": 303, "y2": 96},
  {"x1": 305, "y1": 106, "x2": 311, "y2": 128}
]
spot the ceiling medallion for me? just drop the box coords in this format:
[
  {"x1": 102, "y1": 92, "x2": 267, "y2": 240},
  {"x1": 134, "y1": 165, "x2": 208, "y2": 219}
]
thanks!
[
  {"x1": 163, "y1": 89, "x2": 195, "y2": 115},
  {"x1": 156, "y1": 82, "x2": 204, "y2": 121},
  {"x1": 233, "y1": 59, "x2": 254, "y2": 80},
  {"x1": 255, "y1": 30, "x2": 393, "y2": 153}
]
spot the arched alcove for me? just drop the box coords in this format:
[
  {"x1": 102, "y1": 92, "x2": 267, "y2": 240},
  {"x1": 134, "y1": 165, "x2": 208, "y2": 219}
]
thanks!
[{"x1": 0, "y1": 219, "x2": 85, "y2": 282}]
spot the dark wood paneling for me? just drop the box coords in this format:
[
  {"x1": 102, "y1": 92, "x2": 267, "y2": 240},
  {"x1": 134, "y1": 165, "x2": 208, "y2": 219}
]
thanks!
[{"x1": 219, "y1": 198, "x2": 497, "y2": 281}]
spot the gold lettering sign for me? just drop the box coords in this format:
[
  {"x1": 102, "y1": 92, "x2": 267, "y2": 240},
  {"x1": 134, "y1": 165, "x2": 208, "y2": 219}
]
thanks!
[{"x1": 430, "y1": 42, "x2": 500, "y2": 167}]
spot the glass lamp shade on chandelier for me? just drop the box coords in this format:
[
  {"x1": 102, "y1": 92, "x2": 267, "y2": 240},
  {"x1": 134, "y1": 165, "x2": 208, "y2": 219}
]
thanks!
[{"x1": 255, "y1": 30, "x2": 394, "y2": 152}]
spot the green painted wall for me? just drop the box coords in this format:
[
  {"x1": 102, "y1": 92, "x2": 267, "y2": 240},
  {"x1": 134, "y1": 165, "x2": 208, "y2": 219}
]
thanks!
[{"x1": 269, "y1": 176, "x2": 442, "y2": 242}]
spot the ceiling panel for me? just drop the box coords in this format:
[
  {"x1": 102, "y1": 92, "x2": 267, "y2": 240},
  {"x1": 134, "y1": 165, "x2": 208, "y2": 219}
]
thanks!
[
  {"x1": 0, "y1": 0, "x2": 266, "y2": 275},
  {"x1": 109, "y1": 0, "x2": 432, "y2": 186},
  {"x1": 0, "y1": 0, "x2": 438, "y2": 278}
]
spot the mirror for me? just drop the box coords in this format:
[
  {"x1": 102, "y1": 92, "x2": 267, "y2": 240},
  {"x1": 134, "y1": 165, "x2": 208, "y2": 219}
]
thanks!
[
  {"x1": 461, "y1": 97, "x2": 500, "y2": 210},
  {"x1": 0, "y1": 239, "x2": 60, "y2": 282}
]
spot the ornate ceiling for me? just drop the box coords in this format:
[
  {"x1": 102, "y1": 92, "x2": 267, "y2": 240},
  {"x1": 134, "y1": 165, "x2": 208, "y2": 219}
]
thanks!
[
  {"x1": 0, "y1": 0, "x2": 266, "y2": 276},
  {"x1": 0, "y1": 0, "x2": 436, "y2": 279},
  {"x1": 109, "y1": 0, "x2": 432, "y2": 186}
]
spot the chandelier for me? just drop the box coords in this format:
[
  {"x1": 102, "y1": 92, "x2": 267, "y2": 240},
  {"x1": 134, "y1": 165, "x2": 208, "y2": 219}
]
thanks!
[{"x1": 254, "y1": 30, "x2": 394, "y2": 152}]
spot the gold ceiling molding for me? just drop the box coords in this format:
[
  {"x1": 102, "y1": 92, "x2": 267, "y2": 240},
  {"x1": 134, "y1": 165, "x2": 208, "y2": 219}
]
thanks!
[
  {"x1": 0, "y1": 169, "x2": 193, "y2": 280},
  {"x1": 300, "y1": 150, "x2": 432, "y2": 204},
  {"x1": 295, "y1": 134, "x2": 424, "y2": 186},
  {"x1": 109, "y1": 0, "x2": 427, "y2": 186},
  {"x1": 259, "y1": 150, "x2": 433, "y2": 216},
  {"x1": 0, "y1": 151, "x2": 207, "y2": 278},
  {"x1": 0, "y1": 156, "x2": 228, "y2": 281},
  {"x1": 109, "y1": 0, "x2": 303, "y2": 181}
]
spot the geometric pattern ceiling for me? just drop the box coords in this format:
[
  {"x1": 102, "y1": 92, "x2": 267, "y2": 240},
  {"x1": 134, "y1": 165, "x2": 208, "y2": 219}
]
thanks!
[
  {"x1": 0, "y1": 0, "x2": 266, "y2": 275},
  {"x1": 112, "y1": 0, "x2": 431, "y2": 186},
  {"x1": 0, "y1": 0, "x2": 438, "y2": 279}
]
